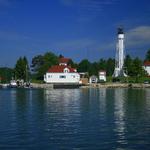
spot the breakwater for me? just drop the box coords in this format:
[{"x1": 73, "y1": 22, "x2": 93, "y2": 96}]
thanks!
[
  {"x1": 31, "y1": 83, "x2": 53, "y2": 89},
  {"x1": 1, "y1": 83, "x2": 150, "y2": 89},
  {"x1": 81, "y1": 83, "x2": 150, "y2": 88},
  {"x1": 31, "y1": 83, "x2": 150, "y2": 89}
]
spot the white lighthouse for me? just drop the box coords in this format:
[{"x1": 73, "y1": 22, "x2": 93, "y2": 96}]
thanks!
[{"x1": 113, "y1": 27, "x2": 127, "y2": 77}]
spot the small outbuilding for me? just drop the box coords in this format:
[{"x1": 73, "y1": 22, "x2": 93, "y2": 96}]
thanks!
[
  {"x1": 99, "y1": 71, "x2": 106, "y2": 82},
  {"x1": 89, "y1": 75, "x2": 98, "y2": 84}
]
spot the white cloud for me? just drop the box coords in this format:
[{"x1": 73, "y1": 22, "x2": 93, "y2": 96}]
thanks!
[
  {"x1": 126, "y1": 26, "x2": 150, "y2": 47},
  {"x1": 99, "y1": 26, "x2": 150, "y2": 51}
]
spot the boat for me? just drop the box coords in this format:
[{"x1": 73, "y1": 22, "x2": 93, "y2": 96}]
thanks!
[
  {"x1": 9, "y1": 80, "x2": 17, "y2": 88},
  {"x1": 1, "y1": 84, "x2": 9, "y2": 88}
]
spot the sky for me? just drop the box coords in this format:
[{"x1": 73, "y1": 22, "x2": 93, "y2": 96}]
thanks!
[{"x1": 0, "y1": 0, "x2": 150, "y2": 67}]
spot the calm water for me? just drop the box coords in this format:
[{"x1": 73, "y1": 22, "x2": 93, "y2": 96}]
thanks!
[{"x1": 0, "y1": 88, "x2": 150, "y2": 150}]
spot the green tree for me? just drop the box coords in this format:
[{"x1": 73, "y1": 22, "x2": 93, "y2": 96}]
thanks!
[
  {"x1": 145, "y1": 49, "x2": 150, "y2": 61},
  {"x1": 15, "y1": 56, "x2": 29, "y2": 81},
  {"x1": 23, "y1": 56, "x2": 30, "y2": 81},
  {"x1": 106, "y1": 58, "x2": 115, "y2": 76},
  {"x1": 0, "y1": 67, "x2": 13, "y2": 83},
  {"x1": 31, "y1": 52, "x2": 58, "y2": 80},
  {"x1": 124, "y1": 55, "x2": 133, "y2": 76},
  {"x1": 59, "y1": 54, "x2": 64, "y2": 58},
  {"x1": 131, "y1": 57, "x2": 146, "y2": 77},
  {"x1": 77, "y1": 59, "x2": 91, "y2": 73},
  {"x1": 98, "y1": 59, "x2": 107, "y2": 70},
  {"x1": 68, "y1": 59, "x2": 78, "y2": 68},
  {"x1": 31, "y1": 55, "x2": 44, "y2": 73},
  {"x1": 89, "y1": 62, "x2": 99, "y2": 76}
]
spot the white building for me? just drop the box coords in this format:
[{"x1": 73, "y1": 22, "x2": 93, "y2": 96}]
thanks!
[
  {"x1": 44, "y1": 58, "x2": 80, "y2": 84},
  {"x1": 113, "y1": 27, "x2": 127, "y2": 77},
  {"x1": 89, "y1": 75, "x2": 98, "y2": 84},
  {"x1": 143, "y1": 61, "x2": 150, "y2": 76},
  {"x1": 99, "y1": 71, "x2": 106, "y2": 82}
]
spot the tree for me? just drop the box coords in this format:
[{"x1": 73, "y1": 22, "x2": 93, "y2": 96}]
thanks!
[
  {"x1": 98, "y1": 59, "x2": 107, "y2": 70},
  {"x1": 130, "y1": 57, "x2": 146, "y2": 77},
  {"x1": 31, "y1": 52, "x2": 58, "y2": 80},
  {"x1": 15, "y1": 56, "x2": 29, "y2": 81},
  {"x1": 124, "y1": 55, "x2": 133, "y2": 76},
  {"x1": 106, "y1": 58, "x2": 115, "y2": 76},
  {"x1": 145, "y1": 49, "x2": 150, "y2": 61},
  {"x1": 59, "y1": 54, "x2": 64, "y2": 58},
  {"x1": 77, "y1": 59, "x2": 91, "y2": 73},
  {"x1": 23, "y1": 56, "x2": 30, "y2": 81},
  {"x1": 0, "y1": 67, "x2": 13, "y2": 83},
  {"x1": 31, "y1": 55, "x2": 44, "y2": 73},
  {"x1": 89, "y1": 62, "x2": 99, "y2": 76},
  {"x1": 68, "y1": 59, "x2": 78, "y2": 68}
]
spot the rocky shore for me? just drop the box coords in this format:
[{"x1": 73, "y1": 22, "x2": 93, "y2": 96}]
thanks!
[
  {"x1": 81, "y1": 83, "x2": 150, "y2": 88},
  {"x1": 1, "y1": 83, "x2": 150, "y2": 89},
  {"x1": 31, "y1": 83, "x2": 150, "y2": 89}
]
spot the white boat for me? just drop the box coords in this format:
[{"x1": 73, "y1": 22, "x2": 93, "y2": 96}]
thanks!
[
  {"x1": 9, "y1": 80, "x2": 17, "y2": 88},
  {"x1": 2, "y1": 84, "x2": 9, "y2": 88}
]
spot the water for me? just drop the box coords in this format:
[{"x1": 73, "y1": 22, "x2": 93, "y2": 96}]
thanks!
[{"x1": 0, "y1": 88, "x2": 150, "y2": 150}]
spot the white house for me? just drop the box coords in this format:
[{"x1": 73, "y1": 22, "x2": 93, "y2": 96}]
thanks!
[
  {"x1": 99, "y1": 71, "x2": 106, "y2": 82},
  {"x1": 143, "y1": 61, "x2": 150, "y2": 76},
  {"x1": 44, "y1": 58, "x2": 80, "y2": 84},
  {"x1": 89, "y1": 75, "x2": 98, "y2": 83}
]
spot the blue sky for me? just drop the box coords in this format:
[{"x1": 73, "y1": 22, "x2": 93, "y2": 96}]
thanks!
[{"x1": 0, "y1": 0, "x2": 150, "y2": 67}]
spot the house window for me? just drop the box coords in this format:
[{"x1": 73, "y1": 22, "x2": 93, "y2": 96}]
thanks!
[
  {"x1": 48, "y1": 75, "x2": 52, "y2": 78},
  {"x1": 59, "y1": 75, "x2": 66, "y2": 78}
]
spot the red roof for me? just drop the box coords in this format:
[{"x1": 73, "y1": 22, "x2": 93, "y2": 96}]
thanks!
[
  {"x1": 59, "y1": 57, "x2": 70, "y2": 64},
  {"x1": 47, "y1": 65, "x2": 76, "y2": 73},
  {"x1": 144, "y1": 61, "x2": 150, "y2": 66}
]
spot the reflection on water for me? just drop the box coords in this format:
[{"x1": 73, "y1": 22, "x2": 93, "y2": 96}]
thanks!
[
  {"x1": 114, "y1": 89, "x2": 127, "y2": 146},
  {"x1": 0, "y1": 88, "x2": 150, "y2": 149},
  {"x1": 145, "y1": 89, "x2": 150, "y2": 111},
  {"x1": 99, "y1": 88, "x2": 106, "y2": 115},
  {"x1": 44, "y1": 89, "x2": 81, "y2": 116}
]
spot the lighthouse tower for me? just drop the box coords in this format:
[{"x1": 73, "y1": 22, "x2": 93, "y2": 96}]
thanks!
[{"x1": 113, "y1": 27, "x2": 127, "y2": 77}]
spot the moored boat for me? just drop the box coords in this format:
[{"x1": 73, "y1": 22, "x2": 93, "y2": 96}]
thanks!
[{"x1": 9, "y1": 80, "x2": 17, "y2": 88}]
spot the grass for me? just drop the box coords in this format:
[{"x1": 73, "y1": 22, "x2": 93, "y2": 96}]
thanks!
[{"x1": 31, "y1": 79, "x2": 44, "y2": 84}]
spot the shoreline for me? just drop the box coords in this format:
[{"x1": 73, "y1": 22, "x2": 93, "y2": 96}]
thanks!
[
  {"x1": 29, "y1": 83, "x2": 150, "y2": 89},
  {"x1": 81, "y1": 83, "x2": 150, "y2": 88},
  {"x1": 1, "y1": 83, "x2": 150, "y2": 89}
]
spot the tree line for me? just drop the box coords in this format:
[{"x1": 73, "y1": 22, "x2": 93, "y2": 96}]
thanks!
[{"x1": 0, "y1": 49, "x2": 150, "y2": 83}]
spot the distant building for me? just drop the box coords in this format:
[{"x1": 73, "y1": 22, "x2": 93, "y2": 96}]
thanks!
[
  {"x1": 44, "y1": 57, "x2": 80, "y2": 84},
  {"x1": 99, "y1": 71, "x2": 106, "y2": 82},
  {"x1": 79, "y1": 72, "x2": 89, "y2": 84},
  {"x1": 89, "y1": 75, "x2": 98, "y2": 84},
  {"x1": 143, "y1": 61, "x2": 150, "y2": 76}
]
